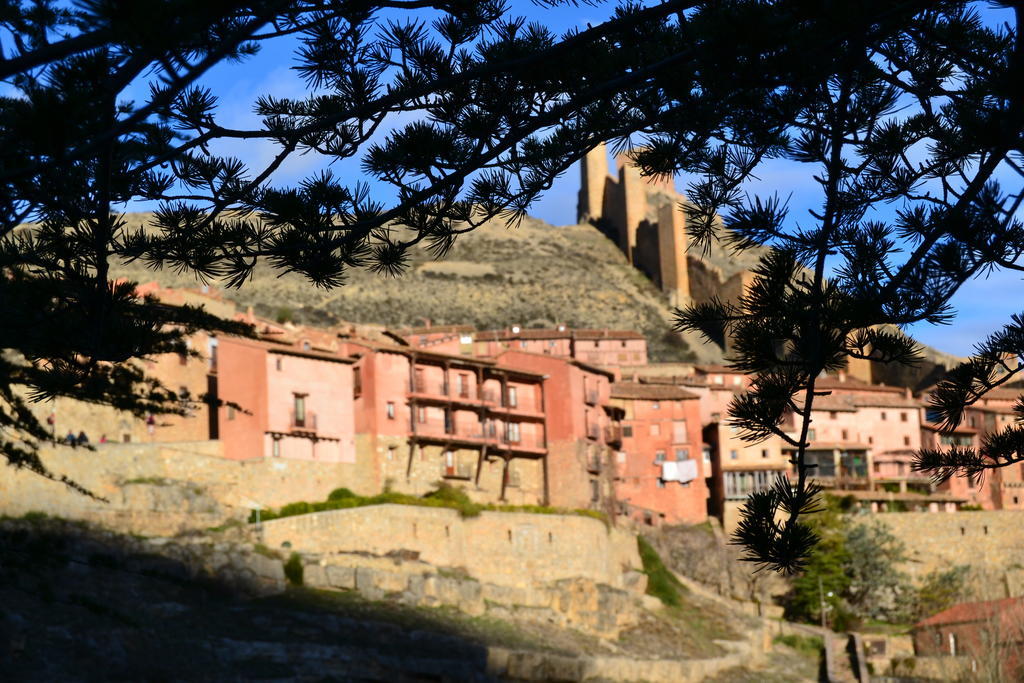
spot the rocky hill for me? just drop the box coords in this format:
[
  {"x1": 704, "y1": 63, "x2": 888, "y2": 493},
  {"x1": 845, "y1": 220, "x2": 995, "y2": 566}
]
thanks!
[
  {"x1": 111, "y1": 213, "x2": 721, "y2": 363},
  {"x1": 110, "y1": 212, "x2": 962, "y2": 375}
]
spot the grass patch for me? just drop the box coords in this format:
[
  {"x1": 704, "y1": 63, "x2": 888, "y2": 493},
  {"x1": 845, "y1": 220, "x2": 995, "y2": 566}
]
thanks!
[
  {"x1": 253, "y1": 543, "x2": 282, "y2": 560},
  {"x1": 774, "y1": 633, "x2": 823, "y2": 657},
  {"x1": 121, "y1": 476, "x2": 172, "y2": 486},
  {"x1": 249, "y1": 483, "x2": 608, "y2": 525},
  {"x1": 206, "y1": 518, "x2": 245, "y2": 534},
  {"x1": 637, "y1": 535, "x2": 687, "y2": 607}
]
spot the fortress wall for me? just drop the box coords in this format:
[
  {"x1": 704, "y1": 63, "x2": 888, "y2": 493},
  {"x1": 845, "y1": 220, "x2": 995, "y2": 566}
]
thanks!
[
  {"x1": 872, "y1": 511, "x2": 1024, "y2": 590},
  {"x1": 686, "y1": 258, "x2": 727, "y2": 307},
  {"x1": 260, "y1": 504, "x2": 642, "y2": 591},
  {"x1": 578, "y1": 144, "x2": 611, "y2": 222},
  {"x1": 657, "y1": 201, "x2": 691, "y2": 307}
]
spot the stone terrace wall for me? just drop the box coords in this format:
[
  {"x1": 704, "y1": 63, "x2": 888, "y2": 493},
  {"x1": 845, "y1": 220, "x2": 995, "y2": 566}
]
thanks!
[
  {"x1": 873, "y1": 511, "x2": 1024, "y2": 587},
  {"x1": 0, "y1": 441, "x2": 370, "y2": 535},
  {"x1": 260, "y1": 505, "x2": 642, "y2": 591}
]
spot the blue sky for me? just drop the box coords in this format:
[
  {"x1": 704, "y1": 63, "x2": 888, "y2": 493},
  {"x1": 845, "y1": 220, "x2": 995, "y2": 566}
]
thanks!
[{"x1": 129, "y1": 1, "x2": 1019, "y2": 358}]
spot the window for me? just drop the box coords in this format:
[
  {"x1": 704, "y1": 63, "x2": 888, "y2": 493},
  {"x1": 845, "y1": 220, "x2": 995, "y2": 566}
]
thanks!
[
  {"x1": 507, "y1": 386, "x2": 518, "y2": 407},
  {"x1": 591, "y1": 479, "x2": 600, "y2": 502},
  {"x1": 353, "y1": 367, "x2": 362, "y2": 396},
  {"x1": 506, "y1": 422, "x2": 521, "y2": 443},
  {"x1": 761, "y1": 449, "x2": 769, "y2": 459},
  {"x1": 655, "y1": 450, "x2": 666, "y2": 463},
  {"x1": 807, "y1": 429, "x2": 816, "y2": 440},
  {"x1": 302, "y1": 340, "x2": 311, "y2": 351},
  {"x1": 873, "y1": 462, "x2": 880, "y2": 473},
  {"x1": 387, "y1": 445, "x2": 396, "y2": 461},
  {"x1": 275, "y1": 358, "x2": 282, "y2": 371},
  {"x1": 386, "y1": 402, "x2": 395, "y2": 419},
  {"x1": 417, "y1": 405, "x2": 426, "y2": 423},
  {"x1": 672, "y1": 420, "x2": 688, "y2": 443},
  {"x1": 900, "y1": 412, "x2": 908, "y2": 422},
  {"x1": 652, "y1": 401, "x2": 660, "y2": 410},
  {"x1": 881, "y1": 411, "x2": 887, "y2": 420},
  {"x1": 272, "y1": 438, "x2": 280, "y2": 458},
  {"x1": 178, "y1": 351, "x2": 187, "y2": 366},
  {"x1": 969, "y1": 416, "x2": 977, "y2": 427},
  {"x1": 868, "y1": 436, "x2": 874, "y2": 444},
  {"x1": 675, "y1": 448, "x2": 690, "y2": 461},
  {"x1": 457, "y1": 374, "x2": 469, "y2": 398},
  {"x1": 444, "y1": 450, "x2": 455, "y2": 475},
  {"x1": 829, "y1": 411, "x2": 837, "y2": 420},
  {"x1": 227, "y1": 405, "x2": 236, "y2": 421},
  {"x1": 622, "y1": 425, "x2": 633, "y2": 438},
  {"x1": 293, "y1": 394, "x2": 306, "y2": 427},
  {"x1": 207, "y1": 338, "x2": 218, "y2": 370},
  {"x1": 621, "y1": 340, "x2": 627, "y2": 348},
  {"x1": 903, "y1": 436, "x2": 911, "y2": 446},
  {"x1": 650, "y1": 423, "x2": 661, "y2": 436},
  {"x1": 730, "y1": 450, "x2": 738, "y2": 460},
  {"x1": 732, "y1": 376, "x2": 742, "y2": 386},
  {"x1": 444, "y1": 410, "x2": 454, "y2": 434},
  {"x1": 841, "y1": 429, "x2": 849, "y2": 440}
]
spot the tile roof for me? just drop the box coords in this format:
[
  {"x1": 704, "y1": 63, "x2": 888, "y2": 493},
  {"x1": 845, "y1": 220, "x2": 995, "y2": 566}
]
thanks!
[
  {"x1": 610, "y1": 382, "x2": 700, "y2": 401},
  {"x1": 815, "y1": 376, "x2": 907, "y2": 394},
  {"x1": 475, "y1": 328, "x2": 645, "y2": 341},
  {"x1": 849, "y1": 394, "x2": 922, "y2": 409},
  {"x1": 916, "y1": 596, "x2": 1024, "y2": 629}
]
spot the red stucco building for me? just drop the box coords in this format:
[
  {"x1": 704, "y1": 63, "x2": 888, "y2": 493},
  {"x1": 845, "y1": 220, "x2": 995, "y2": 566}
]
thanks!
[{"x1": 610, "y1": 381, "x2": 708, "y2": 525}]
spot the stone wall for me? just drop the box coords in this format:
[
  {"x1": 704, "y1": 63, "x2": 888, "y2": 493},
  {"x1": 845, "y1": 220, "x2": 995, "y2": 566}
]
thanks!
[
  {"x1": 0, "y1": 441, "x2": 372, "y2": 535},
  {"x1": 260, "y1": 504, "x2": 642, "y2": 591},
  {"x1": 301, "y1": 552, "x2": 643, "y2": 639},
  {"x1": 873, "y1": 511, "x2": 1024, "y2": 589}
]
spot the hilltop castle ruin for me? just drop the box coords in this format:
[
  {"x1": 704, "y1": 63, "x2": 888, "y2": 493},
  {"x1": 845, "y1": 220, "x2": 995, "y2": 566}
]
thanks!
[{"x1": 577, "y1": 143, "x2": 755, "y2": 310}]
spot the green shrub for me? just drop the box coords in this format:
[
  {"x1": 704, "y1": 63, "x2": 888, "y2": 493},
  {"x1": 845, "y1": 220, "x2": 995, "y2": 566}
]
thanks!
[
  {"x1": 252, "y1": 484, "x2": 611, "y2": 524},
  {"x1": 327, "y1": 487, "x2": 357, "y2": 501},
  {"x1": 284, "y1": 553, "x2": 304, "y2": 586},
  {"x1": 637, "y1": 535, "x2": 686, "y2": 607},
  {"x1": 774, "y1": 633, "x2": 824, "y2": 656},
  {"x1": 279, "y1": 501, "x2": 313, "y2": 517}
]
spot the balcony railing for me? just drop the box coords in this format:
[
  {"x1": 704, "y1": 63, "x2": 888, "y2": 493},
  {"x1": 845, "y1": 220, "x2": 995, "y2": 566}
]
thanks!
[
  {"x1": 290, "y1": 410, "x2": 317, "y2": 431},
  {"x1": 587, "y1": 423, "x2": 600, "y2": 440},
  {"x1": 604, "y1": 424, "x2": 623, "y2": 444},
  {"x1": 409, "y1": 379, "x2": 485, "y2": 402}
]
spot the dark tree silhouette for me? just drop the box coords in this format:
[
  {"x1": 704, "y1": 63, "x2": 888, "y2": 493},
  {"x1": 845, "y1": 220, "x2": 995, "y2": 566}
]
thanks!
[{"x1": 2, "y1": 1, "x2": 1022, "y2": 572}]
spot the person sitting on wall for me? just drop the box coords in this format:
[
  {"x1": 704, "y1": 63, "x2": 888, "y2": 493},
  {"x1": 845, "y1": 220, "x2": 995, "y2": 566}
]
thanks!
[
  {"x1": 64, "y1": 430, "x2": 76, "y2": 446},
  {"x1": 76, "y1": 431, "x2": 89, "y2": 446},
  {"x1": 99, "y1": 434, "x2": 108, "y2": 444}
]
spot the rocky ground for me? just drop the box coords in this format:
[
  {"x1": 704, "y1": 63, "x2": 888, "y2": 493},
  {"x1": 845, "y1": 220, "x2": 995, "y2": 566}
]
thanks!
[{"x1": 0, "y1": 516, "x2": 821, "y2": 681}]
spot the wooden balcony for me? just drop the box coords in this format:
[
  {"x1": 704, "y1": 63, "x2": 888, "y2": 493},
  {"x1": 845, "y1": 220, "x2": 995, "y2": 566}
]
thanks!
[{"x1": 408, "y1": 380, "x2": 495, "y2": 407}]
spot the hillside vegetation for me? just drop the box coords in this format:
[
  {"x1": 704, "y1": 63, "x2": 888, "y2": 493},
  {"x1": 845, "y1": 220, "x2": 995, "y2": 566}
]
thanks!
[{"x1": 111, "y1": 213, "x2": 720, "y2": 362}]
